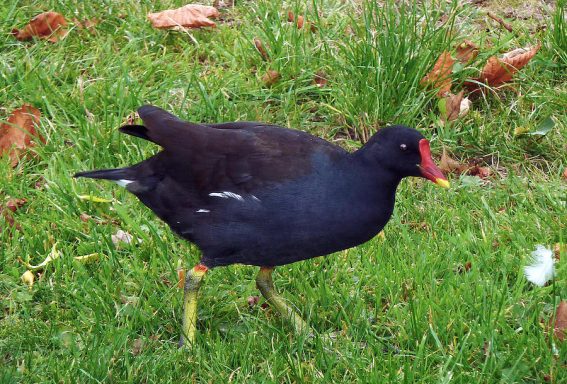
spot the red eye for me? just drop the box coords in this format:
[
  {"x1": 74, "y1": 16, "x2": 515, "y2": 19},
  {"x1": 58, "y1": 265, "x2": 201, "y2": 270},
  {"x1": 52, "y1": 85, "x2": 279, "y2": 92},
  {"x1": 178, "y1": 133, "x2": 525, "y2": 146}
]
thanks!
[{"x1": 400, "y1": 144, "x2": 407, "y2": 151}]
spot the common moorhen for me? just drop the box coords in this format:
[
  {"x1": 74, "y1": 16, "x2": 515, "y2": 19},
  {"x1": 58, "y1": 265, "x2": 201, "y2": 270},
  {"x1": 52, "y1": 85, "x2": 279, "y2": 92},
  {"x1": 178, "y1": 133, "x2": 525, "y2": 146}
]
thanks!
[{"x1": 75, "y1": 105, "x2": 449, "y2": 345}]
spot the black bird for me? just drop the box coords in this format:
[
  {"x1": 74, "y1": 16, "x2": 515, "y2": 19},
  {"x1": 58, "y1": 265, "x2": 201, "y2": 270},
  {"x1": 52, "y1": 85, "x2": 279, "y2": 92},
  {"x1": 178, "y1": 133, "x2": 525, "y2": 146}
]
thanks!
[{"x1": 75, "y1": 105, "x2": 449, "y2": 345}]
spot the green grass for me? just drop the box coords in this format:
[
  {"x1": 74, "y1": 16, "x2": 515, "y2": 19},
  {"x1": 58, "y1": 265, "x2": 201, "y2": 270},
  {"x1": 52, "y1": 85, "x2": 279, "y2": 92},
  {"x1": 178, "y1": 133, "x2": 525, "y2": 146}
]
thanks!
[{"x1": 1, "y1": 0, "x2": 566, "y2": 382}]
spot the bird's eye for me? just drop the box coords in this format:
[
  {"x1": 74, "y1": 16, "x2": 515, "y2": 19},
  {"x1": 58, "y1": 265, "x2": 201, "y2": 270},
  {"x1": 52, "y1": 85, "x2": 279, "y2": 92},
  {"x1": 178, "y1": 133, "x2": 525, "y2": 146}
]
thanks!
[{"x1": 400, "y1": 144, "x2": 407, "y2": 151}]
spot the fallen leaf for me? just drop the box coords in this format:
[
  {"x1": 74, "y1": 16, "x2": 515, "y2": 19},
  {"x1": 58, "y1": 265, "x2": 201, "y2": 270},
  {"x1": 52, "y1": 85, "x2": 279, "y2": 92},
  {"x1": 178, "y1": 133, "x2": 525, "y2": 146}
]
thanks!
[
  {"x1": 468, "y1": 44, "x2": 541, "y2": 91},
  {"x1": 22, "y1": 243, "x2": 61, "y2": 272},
  {"x1": 421, "y1": 51, "x2": 455, "y2": 97},
  {"x1": 177, "y1": 266, "x2": 185, "y2": 289},
  {"x1": 296, "y1": 15, "x2": 305, "y2": 29},
  {"x1": 439, "y1": 148, "x2": 467, "y2": 174},
  {"x1": 79, "y1": 213, "x2": 91, "y2": 222},
  {"x1": 12, "y1": 12, "x2": 68, "y2": 42},
  {"x1": 287, "y1": 11, "x2": 295, "y2": 22},
  {"x1": 0, "y1": 105, "x2": 42, "y2": 167},
  {"x1": 262, "y1": 70, "x2": 280, "y2": 86},
  {"x1": 0, "y1": 198, "x2": 27, "y2": 231},
  {"x1": 553, "y1": 243, "x2": 564, "y2": 260},
  {"x1": 313, "y1": 71, "x2": 328, "y2": 88},
  {"x1": 469, "y1": 166, "x2": 491, "y2": 179},
  {"x1": 455, "y1": 40, "x2": 479, "y2": 63},
  {"x1": 148, "y1": 4, "x2": 219, "y2": 30},
  {"x1": 553, "y1": 301, "x2": 567, "y2": 341},
  {"x1": 73, "y1": 253, "x2": 101, "y2": 263},
  {"x1": 213, "y1": 0, "x2": 234, "y2": 9},
  {"x1": 459, "y1": 97, "x2": 472, "y2": 117},
  {"x1": 563, "y1": 168, "x2": 567, "y2": 181},
  {"x1": 527, "y1": 116, "x2": 555, "y2": 136},
  {"x1": 439, "y1": 91, "x2": 464, "y2": 122},
  {"x1": 253, "y1": 37, "x2": 270, "y2": 61},
  {"x1": 131, "y1": 338, "x2": 144, "y2": 355},
  {"x1": 21, "y1": 270, "x2": 35, "y2": 289},
  {"x1": 77, "y1": 194, "x2": 112, "y2": 203}
]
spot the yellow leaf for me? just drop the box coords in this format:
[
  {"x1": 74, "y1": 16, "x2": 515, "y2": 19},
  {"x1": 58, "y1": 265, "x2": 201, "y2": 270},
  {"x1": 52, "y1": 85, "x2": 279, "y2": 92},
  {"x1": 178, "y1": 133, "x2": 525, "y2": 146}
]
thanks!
[{"x1": 21, "y1": 270, "x2": 35, "y2": 288}]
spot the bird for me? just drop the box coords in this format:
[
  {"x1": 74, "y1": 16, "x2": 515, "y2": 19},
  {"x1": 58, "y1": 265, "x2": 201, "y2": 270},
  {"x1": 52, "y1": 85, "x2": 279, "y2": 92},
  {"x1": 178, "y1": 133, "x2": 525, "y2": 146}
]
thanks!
[{"x1": 75, "y1": 105, "x2": 449, "y2": 346}]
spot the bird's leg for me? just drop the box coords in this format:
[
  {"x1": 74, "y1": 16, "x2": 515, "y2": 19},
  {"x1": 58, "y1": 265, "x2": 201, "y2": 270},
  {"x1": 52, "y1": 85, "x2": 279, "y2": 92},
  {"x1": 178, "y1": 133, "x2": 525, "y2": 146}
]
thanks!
[
  {"x1": 179, "y1": 263, "x2": 208, "y2": 347},
  {"x1": 256, "y1": 267, "x2": 311, "y2": 335}
]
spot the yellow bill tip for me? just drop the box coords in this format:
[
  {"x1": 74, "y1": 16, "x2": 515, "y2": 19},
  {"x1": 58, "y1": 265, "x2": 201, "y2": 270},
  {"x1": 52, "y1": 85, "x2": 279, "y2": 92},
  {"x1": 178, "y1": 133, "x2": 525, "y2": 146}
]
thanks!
[{"x1": 435, "y1": 178, "x2": 450, "y2": 188}]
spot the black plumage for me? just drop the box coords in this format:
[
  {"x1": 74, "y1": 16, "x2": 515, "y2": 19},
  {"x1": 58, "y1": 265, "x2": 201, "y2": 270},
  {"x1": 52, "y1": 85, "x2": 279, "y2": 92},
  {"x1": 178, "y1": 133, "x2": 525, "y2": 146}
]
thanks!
[{"x1": 76, "y1": 105, "x2": 448, "y2": 268}]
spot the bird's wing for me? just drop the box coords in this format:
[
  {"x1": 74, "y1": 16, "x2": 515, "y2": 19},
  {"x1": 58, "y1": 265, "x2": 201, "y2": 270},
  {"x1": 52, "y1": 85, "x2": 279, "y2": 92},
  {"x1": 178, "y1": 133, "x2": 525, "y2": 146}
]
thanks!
[{"x1": 131, "y1": 105, "x2": 345, "y2": 194}]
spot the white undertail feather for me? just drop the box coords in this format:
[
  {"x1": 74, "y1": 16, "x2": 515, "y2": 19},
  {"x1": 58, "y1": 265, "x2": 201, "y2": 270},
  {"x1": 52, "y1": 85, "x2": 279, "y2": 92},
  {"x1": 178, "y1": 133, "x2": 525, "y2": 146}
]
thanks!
[
  {"x1": 196, "y1": 209, "x2": 210, "y2": 213},
  {"x1": 524, "y1": 245, "x2": 555, "y2": 287},
  {"x1": 114, "y1": 179, "x2": 134, "y2": 187}
]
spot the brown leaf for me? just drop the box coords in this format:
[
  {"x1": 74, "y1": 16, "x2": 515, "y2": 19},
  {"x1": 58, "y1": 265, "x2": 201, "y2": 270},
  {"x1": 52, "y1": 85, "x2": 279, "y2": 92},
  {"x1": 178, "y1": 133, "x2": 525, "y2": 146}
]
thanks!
[
  {"x1": 420, "y1": 51, "x2": 455, "y2": 97},
  {"x1": 177, "y1": 268, "x2": 185, "y2": 289},
  {"x1": 79, "y1": 213, "x2": 91, "y2": 222},
  {"x1": 1, "y1": 198, "x2": 27, "y2": 231},
  {"x1": 148, "y1": 4, "x2": 219, "y2": 30},
  {"x1": 296, "y1": 15, "x2": 305, "y2": 29},
  {"x1": 562, "y1": 168, "x2": 567, "y2": 180},
  {"x1": 455, "y1": 40, "x2": 479, "y2": 63},
  {"x1": 12, "y1": 12, "x2": 68, "y2": 42},
  {"x1": 262, "y1": 70, "x2": 280, "y2": 86},
  {"x1": 468, "y1": 45, "x2": 540, "y2": 91},
  {"x1": 253, "y1": 37, "x2": 270, "y2": 61},
  {"x1": 469, "y1": 166, "x2": 491, "y2": 179},
  {"x1": 0, "y1": 105, "x2": 42, "y2": 167},
  {"x1": 131, "y1": 338, "x2": 144, "y2": 355},
  {"x1": 439, "y1": 148, "x2": 467, "y2": 174},
  {"x1": 441, "y1": 91, "x2": 464, "y2": 122},
  {"x1": 287, "y1": 11, "x2": 295, "y2": 22},
  {"x1": 553, "y1": 301, "x2": 567, "y2": 341},
  {"x1": 313, "y1": 71, "x2": 328, "y2": 88}
]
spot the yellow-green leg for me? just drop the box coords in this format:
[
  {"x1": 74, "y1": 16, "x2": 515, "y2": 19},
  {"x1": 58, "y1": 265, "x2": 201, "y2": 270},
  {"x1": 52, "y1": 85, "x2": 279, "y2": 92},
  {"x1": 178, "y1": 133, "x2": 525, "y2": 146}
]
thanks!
[
  {"x1": 256, "y1": 267, "x2": 311, "y2": 335},
  {"x1": 179, "y1": 264, "x2": 208, "y2": 347}
]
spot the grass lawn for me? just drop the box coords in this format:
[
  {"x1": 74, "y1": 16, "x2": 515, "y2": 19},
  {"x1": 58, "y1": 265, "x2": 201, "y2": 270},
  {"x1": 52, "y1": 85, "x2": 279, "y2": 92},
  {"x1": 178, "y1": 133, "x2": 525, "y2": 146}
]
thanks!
[{"x1": 1, "y1": 0, "x2": 566, "y2": 382}]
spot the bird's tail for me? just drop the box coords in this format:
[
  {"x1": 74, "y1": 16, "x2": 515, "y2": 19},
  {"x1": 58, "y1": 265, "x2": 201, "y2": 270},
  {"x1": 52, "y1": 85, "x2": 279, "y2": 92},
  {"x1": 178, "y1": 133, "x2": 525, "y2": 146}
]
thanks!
[{"x1": 74, "y1": 167, "x2": 131, "y2": 180}]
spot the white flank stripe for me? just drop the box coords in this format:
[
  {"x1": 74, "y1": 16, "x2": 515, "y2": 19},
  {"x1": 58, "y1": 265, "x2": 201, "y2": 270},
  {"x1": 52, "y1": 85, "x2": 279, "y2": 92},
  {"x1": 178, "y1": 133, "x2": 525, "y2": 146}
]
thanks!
[
  {"x1": 209, "y1": 191, "x2": 244, "y2": 201},
  {"x1": 114, "y1": 179, "x2": 134, "y2": 187},
  {"x1": 196, "y1": 209, "x2": 210, "y2": 213}
]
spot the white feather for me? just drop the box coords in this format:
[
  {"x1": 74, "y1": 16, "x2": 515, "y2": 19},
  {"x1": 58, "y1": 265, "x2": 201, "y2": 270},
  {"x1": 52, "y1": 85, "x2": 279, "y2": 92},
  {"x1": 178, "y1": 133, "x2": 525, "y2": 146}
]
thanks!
[
  {"x1": 196, "y1": 209, "x2": 210, "y2": 213},
  {"x1": 114, "y1": 179, "x2": 134, "y2": 187},
  {"x1": 209, "y1": 192, "x2": 244, "y2": 201},
  {"x1": 524, "y1": 245, "x2": 555, "y2": 287}
]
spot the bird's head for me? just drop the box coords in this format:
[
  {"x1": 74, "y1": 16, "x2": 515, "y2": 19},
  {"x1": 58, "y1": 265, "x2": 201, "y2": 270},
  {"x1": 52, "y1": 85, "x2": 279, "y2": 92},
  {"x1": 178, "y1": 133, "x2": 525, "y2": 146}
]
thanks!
[{"x1": 360, "y1": 125, "x2": 449, "y2": 188}]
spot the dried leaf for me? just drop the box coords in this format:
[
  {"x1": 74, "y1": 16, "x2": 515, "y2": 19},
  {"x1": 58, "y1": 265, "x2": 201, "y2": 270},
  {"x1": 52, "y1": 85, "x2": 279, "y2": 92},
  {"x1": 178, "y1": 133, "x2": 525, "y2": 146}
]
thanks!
[
  {"x1": 563, "y1": 168, "x2": 567, "y2": 180},
  {"x1": 12, "y1": 12, "x2": 68, "y2": 42},
  {"x1": 262, "y1": 70, "x2": 280, "y2": 86},
  {"x1": 77, "y1": 194, "x2": 112, "y2": 203},
  {"x1": 455, "y1": 40, "x2": 479, "y2": 63},
  {"x1": 21, "y1": 270, "x2": 35, "y2": 289},
  {"x1": 22, "y1": 243, "x2": 61, "y2": 271},
  {"x1": 148, "y1": 4, "x2": 219, "y2": 30},
  {"x1": 131, "y1": 338, "x2": 144, "y2": 355},
  {"x1": 0, "y1": 105, "x2": 42, "y2": 167},
  {"x1": 313, "y1": 71, "x2": 328, "y2": 88},
  {"x1": 177, "y1": 267, "x2": 185, "y2": 289},
  {"x1": 296, "y1": 15, "x2": 305, "y2": 29},
  {"x1": 5, "y1": 198, "x2": 27, "y2": 213},
  {"x1": 439, "y1": 148, "x2": 467, "y2": 174},
  {"x1": 0, "y1": 198, "x2": 26, "y2": 231},
  {"x1": 73, "y1": 253, "x2": 101, "y2": 263},
  {"x1": 79, "y1": 213, "x2": 91, "y2": 222},
  {"x1": 469, "y1": 166, "x2": 491, "y2": 179},
  {"x1": 439, "y1": 91, "x2": 464, "y2": 122},
  {"x1": 459, "y1": 97, "x2": 472, "y2": 117},
  {"x1": 421, "y1": 51, "x2": 455, "y2": 97},
  {"x1": 253, "y1": 37, "x2": 270, "y2": 61},
  {"x1": 553, "y1": 301, "x2": 567, "y2": 341},
  {"x1": 287, "y1": 11, "x2": 295, "y2": 22},
  {"x1": 469, "y1": 44, "x2": 540, "y2": 91}
]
